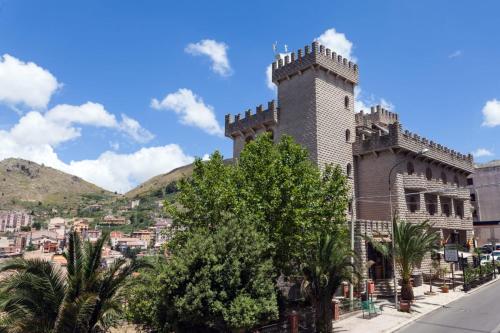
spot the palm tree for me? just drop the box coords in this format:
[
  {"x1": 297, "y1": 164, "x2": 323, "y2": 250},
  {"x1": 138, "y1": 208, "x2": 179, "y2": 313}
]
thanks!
[
  {"x1": 0, "y1": 258, "x2": 65, "y2": 333},
  {"x1": 301, "y1": 233, "x2": 357, "y2": 333},
  {"x1": 0, "y1": 231, "x2": 147, "y2": 333},
  {"x1": 370, "y1": 219, "x2": 440, "y2": 301}
]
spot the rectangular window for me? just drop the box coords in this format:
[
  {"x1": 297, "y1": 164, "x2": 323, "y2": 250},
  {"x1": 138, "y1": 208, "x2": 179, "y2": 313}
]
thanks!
[
  {"x1": 425, "y1": 193, "x2": 438, "y2": 216},
  {"x1": 441, "y1": 197, "x2": 452, "y2": 217},
  {"x1": 454, "y1": 199, "x2": 464, "y2": 219},
  {"x1": 467, "y1": 178, "x2": 474, "y2": 186},
  {"x1": 405, "y1": 190, "x2": 420, "y2": 213}
]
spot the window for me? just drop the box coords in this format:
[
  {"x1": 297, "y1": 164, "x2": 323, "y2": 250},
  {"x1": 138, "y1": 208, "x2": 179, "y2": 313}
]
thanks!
[
  {"x1": 344, "y1": 96, "x2": 350, "y2": 109},
  {"x1": 406, "y1": 190, "x2": 420, "y2": 213},
  {"x1": 348, "y1": 200, "x2": 353, "y2": 214},
  {"x1": 407, "y1": 162, "x2": 415, "y2": 175},
  {"x1": 346, "y1": 163, "x2": 352, "y2": 177},
  {"x1": 454, "y1": 199, "x2": 464, "y2": 218},
  {"x1": 345, "y1": 129, "x2": 351, "y2": 142},
  {"x1": 453, "y1": 175, "x2": 459, "y2": 187},
  {"x1": 441, "y1": 197, "x2": 451, "y2": 217},
  {"x1": 425, "y1": 193, "x2": 437, "y2": 215},
  {"x1": 467, "y1": 178, "x2": 474, "y2": 186},
  {"x1": 441, "y1": 172, "x2": 447, "y2": 184},
  {"x1": 470, "y1": 193, "x2": 476, "y2": 202},
  {"x1": 426, "y1": 167, "x2": 432, "y2": 180}
]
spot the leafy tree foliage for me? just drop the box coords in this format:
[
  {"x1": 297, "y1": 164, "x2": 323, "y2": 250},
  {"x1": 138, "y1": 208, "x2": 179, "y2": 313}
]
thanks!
[
  {"x1": 0, "y1": 231, "x2": 146, "y2": 333},
  {"x1": 301, "y1": 233, "x2": 356, "y2": 333}
]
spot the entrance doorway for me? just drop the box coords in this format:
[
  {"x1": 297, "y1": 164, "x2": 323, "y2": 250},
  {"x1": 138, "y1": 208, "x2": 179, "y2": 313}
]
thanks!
[{"x1": 367, "y1": 242, "x2": 393, "y2": 280}]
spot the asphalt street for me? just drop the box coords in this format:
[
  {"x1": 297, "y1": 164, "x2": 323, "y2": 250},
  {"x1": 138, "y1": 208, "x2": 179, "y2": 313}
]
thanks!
[{"x1": 396, "y1": 280, "x2": 500, "y2": 333}]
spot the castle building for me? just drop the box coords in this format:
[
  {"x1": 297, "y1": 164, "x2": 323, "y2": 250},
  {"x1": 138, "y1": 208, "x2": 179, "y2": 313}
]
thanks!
[{"x1": 225, "y1": 41, "x2": 474, "y2": 287}]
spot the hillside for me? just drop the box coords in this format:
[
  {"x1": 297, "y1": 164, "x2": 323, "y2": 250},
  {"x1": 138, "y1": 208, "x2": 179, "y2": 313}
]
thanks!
[
  {"x1": 125, "y1": 163, "x2": 195, "y2": 199},
  {"x1": 125, "y1": 158, "x2": 234, "y2": 199},
  {"x1": 0, "y1": 158, "x2": 115, "y2": 210}
]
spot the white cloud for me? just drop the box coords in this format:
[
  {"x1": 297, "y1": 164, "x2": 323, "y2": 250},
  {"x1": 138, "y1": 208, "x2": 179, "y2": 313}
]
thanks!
[
  {"x1": 119, "y1": 114, "x2": 155, "y2": 143},
  {"x1": 0, "y1": 54, "x2": 60, "y2": 109},
  {"x1": 151, "y1": 88, "x2": 223, "y2": 136},
  {"x1": 316, "y1": 28, "x2": 355, "y2": 61},
  {"x1": 482, "y1": 99, "x2": 500, "y2": 127},
  {"x1": 472, "y1": 148, "x2": 494, "y2": 158},
  {"x1": 65, "y1": 145, "x2": 194, "y2": 193},
  {"x1": 354, "y1": 87, "x2": 394, "y2": 113},
  {"x1": 185, "y1": 39, "x2": 232, "y2": 77},
  {"x1": 0, "y1": 136, "x2": 193, "y2": 193},
  {"x1": 46, "y1": 102, "x2": 117, "y2": 127},
  {"x1": 448, "y1": 50, "x2": 462, "y2": 58}
]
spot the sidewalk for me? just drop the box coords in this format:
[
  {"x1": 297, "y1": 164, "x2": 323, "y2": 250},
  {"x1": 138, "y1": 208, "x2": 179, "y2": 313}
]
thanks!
[{"x1": 334, "y1": 278, "x2": 498, "y2": 333}]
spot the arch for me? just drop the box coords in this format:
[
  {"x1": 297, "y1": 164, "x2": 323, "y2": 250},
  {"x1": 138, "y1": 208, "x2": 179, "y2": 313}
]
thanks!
[
  {"x1": 345, "y1": 129, "x2": 351, "y2": 142},
  {"x1": 407, "y1": 162, "x2": 415, "y2": 175},
  {"x1": 425, "y1": 167, "x2": 432, "y2": 180},
  {"x1": 344, "y1": 96, "x2": 350, "y2": 109}
]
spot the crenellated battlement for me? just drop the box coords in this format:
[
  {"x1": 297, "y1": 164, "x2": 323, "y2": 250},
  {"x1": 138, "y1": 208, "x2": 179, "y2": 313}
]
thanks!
[
  {"x1": 356, "y1": 105, "x2": 399, "y2": 127},
  {"x1": 225, "y1": 100, "x2": 278, "y2": 138},
  {"x1": 271, "y1": 41, "x2": 359, "y2": 85},
  {"x1": 354, "y1": 122, "x2": 474, "y2": 172}
]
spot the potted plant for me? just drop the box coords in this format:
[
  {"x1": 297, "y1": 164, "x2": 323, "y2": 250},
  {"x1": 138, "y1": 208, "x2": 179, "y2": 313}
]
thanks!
[
  {"x1": 399, "y1": 300, "x2": 411, "y2": 312},
  {"x1": 441, "y1": 283, "x2": 449, "y2": 293}
]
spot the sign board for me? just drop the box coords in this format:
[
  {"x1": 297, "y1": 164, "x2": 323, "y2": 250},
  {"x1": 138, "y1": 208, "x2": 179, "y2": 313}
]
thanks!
[{"x1": 444, "y1": 245, "x2": 459, "y2": 263}]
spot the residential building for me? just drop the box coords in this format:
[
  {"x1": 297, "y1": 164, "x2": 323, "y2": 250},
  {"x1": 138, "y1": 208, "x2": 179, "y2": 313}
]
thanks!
[
  {"x1": 102, "y1": 215, "x2": 127, "y2": 225},
  {"x1": 470, "y1": 160, "x2": 500, "y2": 246},
  {"x1": 0, "y1": 211, "x2": 33, "y2": 232}
]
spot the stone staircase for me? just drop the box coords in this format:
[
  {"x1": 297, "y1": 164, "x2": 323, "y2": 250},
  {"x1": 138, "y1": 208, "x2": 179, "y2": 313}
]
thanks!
[{"x1": 374, "y1": 279, "x2": 396, "y2": 297}]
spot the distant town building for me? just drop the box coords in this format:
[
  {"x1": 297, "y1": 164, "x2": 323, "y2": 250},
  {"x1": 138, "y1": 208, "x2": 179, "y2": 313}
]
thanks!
[
  {"x1": 0, "y1": 211, "x2": 33, "y2": 232},
  {"x1": 470, "y1": 160, "x2": 500, "y2": 246},
  {"x1": 132, "y1": 229, "x2": 154, "y2": 245},
  {"x1": 102, "y1": 215, "x2": 127, "y2": 225},
  {"x1": 151, "y1": 218, "x2": 173, "y2": 248}
]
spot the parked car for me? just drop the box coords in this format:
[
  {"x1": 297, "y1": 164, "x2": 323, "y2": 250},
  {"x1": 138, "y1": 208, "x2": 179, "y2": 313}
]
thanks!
[
  {"x1": 480, "y1": 254, "x2": 493, "y2": 266},
  {"x1": 491, "y1": 251, "x2": 500, "y2": 261}
]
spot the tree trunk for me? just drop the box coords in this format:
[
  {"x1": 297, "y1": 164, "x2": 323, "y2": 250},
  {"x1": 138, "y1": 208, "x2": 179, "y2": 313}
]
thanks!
[
  {"x1": 314, "y1": 296, "x2": 333, "y2": 333},
  {"x1": 400, "y1": 279, "x2": 414, "y2": 301}
]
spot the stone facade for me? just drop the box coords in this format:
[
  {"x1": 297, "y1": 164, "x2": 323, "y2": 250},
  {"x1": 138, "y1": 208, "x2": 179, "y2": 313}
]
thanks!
[{"x1": 225, "y1": 40, "x2": 475, "y2": 282}]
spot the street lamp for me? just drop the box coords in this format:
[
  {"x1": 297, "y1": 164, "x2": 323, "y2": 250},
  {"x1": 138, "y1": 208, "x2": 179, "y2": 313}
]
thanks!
[{"x1": 388, "y1": 148, "x2": 428, "y2": 309}]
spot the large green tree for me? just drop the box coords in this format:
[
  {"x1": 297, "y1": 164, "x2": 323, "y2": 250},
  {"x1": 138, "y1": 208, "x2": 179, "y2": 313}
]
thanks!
[{"x1": 127, "y1": 219, "x2": 278, "y2": 332}]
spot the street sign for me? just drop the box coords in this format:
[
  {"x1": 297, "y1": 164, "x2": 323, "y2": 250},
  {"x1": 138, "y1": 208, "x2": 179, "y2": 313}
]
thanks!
[{"x1": 444, "y1": 245, "x2": 459, "y2": 262}]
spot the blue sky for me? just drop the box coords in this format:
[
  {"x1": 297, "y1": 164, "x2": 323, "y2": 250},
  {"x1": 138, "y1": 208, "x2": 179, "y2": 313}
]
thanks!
[{"x1": 1, "y1": 0, "x2": 499, "y2": 192}]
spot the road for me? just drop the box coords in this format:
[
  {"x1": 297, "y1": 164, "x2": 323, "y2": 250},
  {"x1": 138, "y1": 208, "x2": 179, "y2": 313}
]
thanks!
[{"x1": 397, "y1": 280, "x2": 500, "y2": 333}]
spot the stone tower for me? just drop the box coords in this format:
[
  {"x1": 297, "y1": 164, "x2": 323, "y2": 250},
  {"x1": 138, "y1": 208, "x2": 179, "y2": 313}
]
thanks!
[
  {"x1": 226, "y1": 41, "x2": 358, "y2": 172},
  {"x1": 271, "y1": 41, "x2": 358, "y2": 173}
]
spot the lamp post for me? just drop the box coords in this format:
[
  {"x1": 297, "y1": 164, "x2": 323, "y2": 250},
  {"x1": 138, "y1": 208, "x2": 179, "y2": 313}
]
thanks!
[{"x1": 388, "y1": 148, "x2": 428, "y2": 309}]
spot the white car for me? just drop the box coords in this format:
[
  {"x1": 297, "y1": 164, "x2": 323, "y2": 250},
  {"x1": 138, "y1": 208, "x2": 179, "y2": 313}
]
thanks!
[
  {"x1": 492, "y1": 251, "x2": 500, "y2": 261},
  {"x1": 480, "y1": 254, "x2": 493, "y2": 266}
]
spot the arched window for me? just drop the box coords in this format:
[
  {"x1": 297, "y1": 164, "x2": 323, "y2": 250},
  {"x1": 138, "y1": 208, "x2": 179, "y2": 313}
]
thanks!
[
  {"x1": 344, "y1": 96, "x2": 350, "y2": 109},
  {"x1": 345, "y1": 129, "x2": 351, "y2": 142},
  {"x1": 425, "y1": 167, "x2": 432, "y2": 180},
  {"x1": 441, "y1": 171, "x2": 447, "y2": 184},
  {"x1": 346, "y1": 163, "x2": 352, "y2": 177},
  {"x1": 454, "y1": 175, "x2": 459, "y2": 187},
  {"x1": 348, "y1": 200, "x2": 353, "y2": 214},
  {"x1": 407, "y1": 162, "x2": 415, "y2": 175}
]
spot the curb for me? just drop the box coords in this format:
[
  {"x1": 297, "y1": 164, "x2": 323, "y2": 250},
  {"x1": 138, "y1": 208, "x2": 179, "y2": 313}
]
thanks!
[{"x1": 384, "y1": 278, "x2": 500, "y2": 333}]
